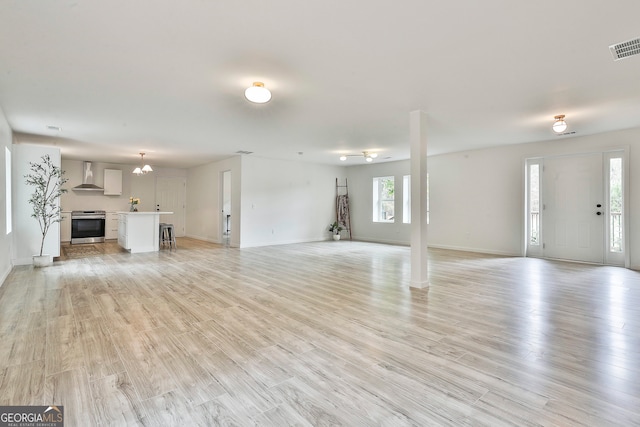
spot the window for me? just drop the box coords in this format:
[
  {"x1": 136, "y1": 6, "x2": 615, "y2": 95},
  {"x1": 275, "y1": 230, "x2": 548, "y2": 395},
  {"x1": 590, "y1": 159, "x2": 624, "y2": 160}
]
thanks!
[
  {"x1": 5, "y1": 147, "x2": 10, "y2": 234},
  {"x1": 402, "y1": 174, "x2": 429, "y2": 224},
  {"x1": 426, "y1": 173, "x2": 429, "y2": 225},
  {"x1": 609, "y1": 156, "x2": 623, "y2": 253},
  {"x1": 403, "y1": 175, "x2": 410, "y2": 223},
  {"x1": 372, "y1": 176, "x2": 394, "y2": 222},
  {"x1": 528, "y1": 162, "x2": 540, "y2": 245}
]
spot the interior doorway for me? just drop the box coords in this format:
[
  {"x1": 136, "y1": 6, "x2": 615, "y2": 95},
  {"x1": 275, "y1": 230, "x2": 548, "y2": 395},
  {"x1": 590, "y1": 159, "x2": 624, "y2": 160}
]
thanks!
[
  {"x1": 526, "y1": 151, "x2": 626, "y2": 266},
  {"x1": 221, "y1": 170, "x2": 231, "y2": 245}
]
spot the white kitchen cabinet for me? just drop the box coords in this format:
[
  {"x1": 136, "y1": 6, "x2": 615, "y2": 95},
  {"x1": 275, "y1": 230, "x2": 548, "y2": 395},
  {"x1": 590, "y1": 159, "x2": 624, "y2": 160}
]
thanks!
[
  {"x1": 60, "y1": 211, "x2": 71, "y2": 242},
  {"x1": 105, "y1": 212, "x2": 119, "y2": 239},
  {"x1": 103, "y1": 169, "x2": 122, "y2": 195}
]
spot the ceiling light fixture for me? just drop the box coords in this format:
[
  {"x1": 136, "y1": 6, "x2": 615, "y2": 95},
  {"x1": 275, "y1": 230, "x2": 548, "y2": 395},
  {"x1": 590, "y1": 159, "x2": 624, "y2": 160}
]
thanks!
[
  {"x1": 552, "y1": 114, "x2": 567, "y2": 133},
  {"x1": 245, "y1": 82, "x2": 271, "y2": 104},
  {"x1": 339, "y1": 151, "x2": 378, "y2": 162},
  {"x1": 132, "y1": 152, "x2": 153, "y2": 175}
]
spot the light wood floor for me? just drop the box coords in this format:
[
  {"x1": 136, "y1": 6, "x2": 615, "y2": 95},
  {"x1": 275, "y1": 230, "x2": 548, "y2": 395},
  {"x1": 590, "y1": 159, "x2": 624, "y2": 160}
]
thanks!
[{"x1": 0, "y1": 238, "x2": 639, "y2": 426}]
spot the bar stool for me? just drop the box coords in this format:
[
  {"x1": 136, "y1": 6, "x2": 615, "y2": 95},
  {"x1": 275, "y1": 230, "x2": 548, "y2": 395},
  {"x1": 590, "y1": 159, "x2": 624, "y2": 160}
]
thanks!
[{"x1": 159, "y1": 223, "x2": 177, "y2": 249}]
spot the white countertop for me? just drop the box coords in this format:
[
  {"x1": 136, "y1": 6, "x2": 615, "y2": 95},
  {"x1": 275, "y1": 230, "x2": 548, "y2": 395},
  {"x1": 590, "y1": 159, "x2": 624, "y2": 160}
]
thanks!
[{"x1": 117, "y1": 211, "x2": 174, "y2": 215}]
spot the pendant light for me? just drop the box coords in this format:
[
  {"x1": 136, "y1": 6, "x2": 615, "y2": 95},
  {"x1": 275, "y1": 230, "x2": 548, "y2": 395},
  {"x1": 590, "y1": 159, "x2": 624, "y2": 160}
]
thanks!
[{"x1": 133, "y1": 152, "x2": 153, "y2": 175}]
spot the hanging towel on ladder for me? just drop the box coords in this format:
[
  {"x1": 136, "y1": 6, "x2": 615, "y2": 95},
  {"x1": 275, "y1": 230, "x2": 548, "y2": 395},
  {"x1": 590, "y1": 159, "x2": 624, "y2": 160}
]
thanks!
[{"x1": 337, "y1": 194, "x2": 350, "y2": 227}]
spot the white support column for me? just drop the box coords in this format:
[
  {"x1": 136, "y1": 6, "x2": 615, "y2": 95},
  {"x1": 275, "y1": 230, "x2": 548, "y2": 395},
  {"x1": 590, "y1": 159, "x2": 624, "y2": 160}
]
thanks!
[{"x1": 410, "y1": 110, "x2": 429, "y2": 289}]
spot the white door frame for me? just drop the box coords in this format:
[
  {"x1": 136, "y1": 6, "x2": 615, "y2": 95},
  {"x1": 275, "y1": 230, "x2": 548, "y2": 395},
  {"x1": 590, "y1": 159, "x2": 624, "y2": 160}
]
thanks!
[
  {"x1": 220, "y1": 170, "x2": 231, "y2": 244},
  {"x1": 525, "y1": 148, "x2": 629, "y2": 267}
]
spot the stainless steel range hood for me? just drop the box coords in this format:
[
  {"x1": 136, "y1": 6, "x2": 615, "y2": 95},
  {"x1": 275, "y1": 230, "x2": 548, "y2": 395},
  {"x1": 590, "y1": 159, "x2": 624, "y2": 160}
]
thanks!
[{"x1": 72, "y1": 161, "x2": 104, "y2": 191}]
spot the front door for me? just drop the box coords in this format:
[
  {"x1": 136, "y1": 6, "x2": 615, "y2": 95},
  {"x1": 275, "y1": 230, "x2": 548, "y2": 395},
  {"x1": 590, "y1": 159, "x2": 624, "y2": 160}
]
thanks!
[{"x1": 542, "y1": 153, "x2": 604, "y2": 263}]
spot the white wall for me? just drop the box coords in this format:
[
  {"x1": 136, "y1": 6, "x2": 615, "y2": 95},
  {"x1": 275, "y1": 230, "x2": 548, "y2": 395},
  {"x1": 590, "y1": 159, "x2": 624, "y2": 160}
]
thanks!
[
  {"x1": 427, "y1": 146, "x2": 523, "y2": 255},
  {"x1": 187, "y1": 155, "x2": 344, "y2": 248},
  {"x1": 61, "y1": 159, "x2": 187, "y2": 213},
  {"x1": 240, "y1": 156, "x2": 346, "y2": 248},
  {"x1": 0, "y1": 106, "x2": 12, "y2": 285},
  {"x1": 346, "y1": 160, "x2": 412, "y2": 245},
  {"x1": 186, "y1": 156, "x2": 241, "y2": 246},
  {"x1": 346, "y1": 127, "x2": 640, "y2": 267},
  {"x1": 12, "y1": 144, "x2": 62, "y2": 264}
]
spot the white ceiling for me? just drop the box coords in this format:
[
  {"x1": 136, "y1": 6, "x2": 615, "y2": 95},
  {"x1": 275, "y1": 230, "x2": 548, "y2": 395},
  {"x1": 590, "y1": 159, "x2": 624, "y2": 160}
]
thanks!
[{"x1": 1, "y1": 1, "x2": 640, "y2": 168}]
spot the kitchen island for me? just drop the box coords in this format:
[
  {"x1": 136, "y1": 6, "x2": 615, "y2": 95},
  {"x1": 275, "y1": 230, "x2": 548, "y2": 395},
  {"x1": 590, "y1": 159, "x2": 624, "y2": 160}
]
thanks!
[{"x1": 117, "y1": 212, "x2": 173, "y2": 253}]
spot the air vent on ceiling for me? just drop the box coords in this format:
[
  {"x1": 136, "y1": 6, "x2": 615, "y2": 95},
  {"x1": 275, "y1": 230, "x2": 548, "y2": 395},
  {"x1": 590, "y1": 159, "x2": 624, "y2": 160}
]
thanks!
[
  {"x1": 235, "y1": 150, "x2": 253, "y2": 155},
  {"x1": 556, "y1": 131, "x2": 576, "y2": 136},
  {"x1": 609, "y1": 37, "x2": 640, "y2": 61}
]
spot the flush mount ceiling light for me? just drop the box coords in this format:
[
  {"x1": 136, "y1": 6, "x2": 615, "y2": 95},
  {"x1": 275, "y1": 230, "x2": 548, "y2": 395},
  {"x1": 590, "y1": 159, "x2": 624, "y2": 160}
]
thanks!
[
  {"x1": 244, "y1": 82, "x2": 271, "y2": 104},
  {"x1": 132, "y1": 152, "x2": 153, "y2": 175},
  {"x1": 552, "y1": 114, "x2": 567, "y2": 133},
  {"x1": 339, "y1": 151, "x2": 378, "y2": 162}
]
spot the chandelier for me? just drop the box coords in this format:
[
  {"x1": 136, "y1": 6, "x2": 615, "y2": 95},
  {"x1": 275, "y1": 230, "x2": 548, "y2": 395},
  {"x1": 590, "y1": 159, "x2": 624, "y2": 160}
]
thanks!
[{"x1": 132, "y1": 152, "x2": 153, "y2": 175}]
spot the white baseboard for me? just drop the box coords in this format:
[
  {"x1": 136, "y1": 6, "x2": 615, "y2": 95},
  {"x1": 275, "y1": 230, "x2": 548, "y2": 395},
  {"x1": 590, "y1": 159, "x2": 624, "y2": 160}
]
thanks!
[
  {"x1": 185, "y1": 234, "x2": 220, "y2": 243},
  {"x1": 239, "y1": 237, "x2": 326, "y2": 249},
  {"x1": 12, "y1": 257, "x2": 33, "y2": 266},
  {"x1": 0, "y1": 265, "x2": 12, "y2": 288},
  {"x1": 350, "y1": 236, "x2": 410, "y2": 247},
  {"x1": 350, "y1": 238, "x2": 518, "y2": 257},
  {"x1": 186, "y1": 233, "x2": 519, "y2": 257},
  {"x1": 426, "y1": 243, "x2": 518, "y2": 257}
]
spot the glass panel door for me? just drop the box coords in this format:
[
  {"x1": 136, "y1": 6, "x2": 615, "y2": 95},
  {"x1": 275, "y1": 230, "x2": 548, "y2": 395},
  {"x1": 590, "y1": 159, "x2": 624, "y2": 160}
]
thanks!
[
  {"x1": 605, "y1": 152, "x2": 625, "y2": 266},
  {"x1": 526, "y1": 159, "x2": 542, "y2": 257}
]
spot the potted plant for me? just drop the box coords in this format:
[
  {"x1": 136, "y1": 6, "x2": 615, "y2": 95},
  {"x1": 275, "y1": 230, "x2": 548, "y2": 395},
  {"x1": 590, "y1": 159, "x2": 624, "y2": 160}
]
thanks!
[
  {"x1": 328, "y1": 221, "x2": 343, "y2": 240},
  {"x1": 25, "y1": 154, "x2": 68, "y2": 267}
]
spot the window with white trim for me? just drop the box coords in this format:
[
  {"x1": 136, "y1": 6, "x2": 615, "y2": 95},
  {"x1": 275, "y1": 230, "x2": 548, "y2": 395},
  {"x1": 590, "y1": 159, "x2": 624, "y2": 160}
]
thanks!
[
  {"x1": 608, "y1": 156, "x2": 623, "y2": 253},
  {"x1": 372, "y1": 176, "x2": 394, "y2": 222},
  {"x1": 5, "y1": 147, "x2": 11, "y2": 234},
  {"x1": 401, "y1": 174, "x2": 429, "y2": 224},
  {"x1": 403, "y1": 175, "x2": 410, "y2": 224},
  {"x1": 528, "y1": 162, "x2": 540, "y2": 245}
]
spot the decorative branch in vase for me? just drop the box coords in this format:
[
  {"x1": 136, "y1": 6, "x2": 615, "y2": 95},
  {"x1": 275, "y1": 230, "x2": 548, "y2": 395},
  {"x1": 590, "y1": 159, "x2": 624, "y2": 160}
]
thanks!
[
  {"x1": 25, "y1": 154, "x2": 68, "y2": 267},
  {"x1": 129, "y1": 197, "x2": 140, "y2": 212}
]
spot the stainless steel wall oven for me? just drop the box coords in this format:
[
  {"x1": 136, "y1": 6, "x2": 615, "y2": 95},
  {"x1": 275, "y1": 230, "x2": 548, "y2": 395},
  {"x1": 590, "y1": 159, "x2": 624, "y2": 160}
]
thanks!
[{"x1": 71, "y1": 210, "x2": 106, "y2": 244}]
